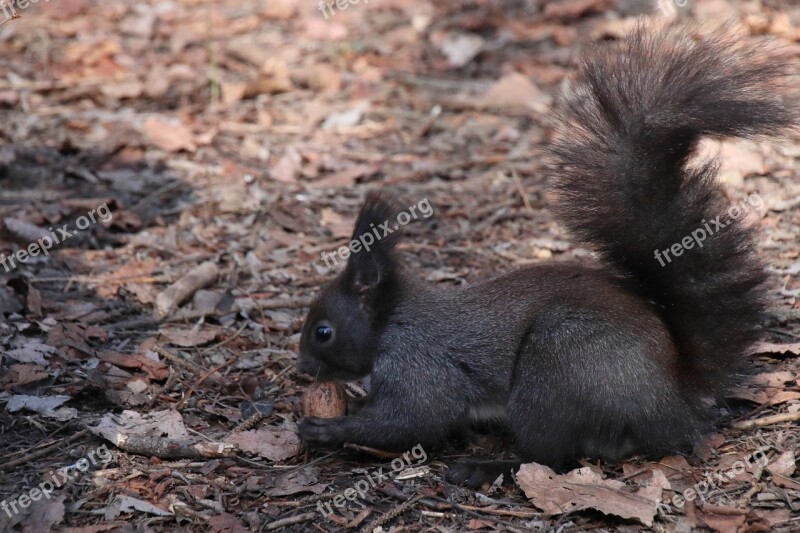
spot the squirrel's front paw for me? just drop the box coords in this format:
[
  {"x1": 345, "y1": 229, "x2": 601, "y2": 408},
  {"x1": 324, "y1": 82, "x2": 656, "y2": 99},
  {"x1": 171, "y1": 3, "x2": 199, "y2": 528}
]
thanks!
[{"x1": 298, "y1": 416, "x2": 344, "y2": 447}]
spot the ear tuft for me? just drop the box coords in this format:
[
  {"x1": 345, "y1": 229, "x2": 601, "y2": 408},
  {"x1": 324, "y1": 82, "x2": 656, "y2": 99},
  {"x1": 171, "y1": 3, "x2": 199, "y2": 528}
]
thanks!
[
  {"x1": 345, "y1": 191, "x2": 403, "y2": 296},
  {"x1": 351, "y1": 191, "x2": 403, "y2": 246}
]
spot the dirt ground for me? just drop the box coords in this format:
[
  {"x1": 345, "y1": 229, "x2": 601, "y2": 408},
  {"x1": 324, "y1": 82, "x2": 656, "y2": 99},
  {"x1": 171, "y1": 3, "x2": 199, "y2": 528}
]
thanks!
[{"x1": 0, "y1": 0, "x2": 798, "y2": 532}]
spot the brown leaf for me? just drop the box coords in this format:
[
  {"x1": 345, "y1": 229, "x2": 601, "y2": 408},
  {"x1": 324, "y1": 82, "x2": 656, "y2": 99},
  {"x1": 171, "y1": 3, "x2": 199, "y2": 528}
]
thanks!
[
  {"x1": 697, "y1": 507, "x2": 747, "y2": 533},
  {"x1": 430, "y1": 31, "x2": 485, "y2": 67},
  {"x1": 271, "y1": 146, "x2": 302, "y2": 183},
  {"x1": 8, "y1": 497, "x2": 66, "y2": 533},
  {"x1": 208, "y1": 513, "x2": 249, "y2": 533},
  {"x1": 98, "y1": 352, "x2": 168, "y2": 381},
  {"x1": 90, "y1": 409, "x2": 189, "y2": 445},
  {"x1": 99, "y1": 81, "x2": 144, "y2": 100},
  {"x1": 3, "y1": 364, "x2": 50, "y2": 386},
  {"x1": 481, "y1": 73, "x2": 552, "y2": 112},
  {"x1": 262, "y1": 468, "x2": 329, "y2": 497},
  {"x1": 159, "y1": 327, "x2": 220, "y2": 348},
  {"x1": 516, "y1": 463, "x2": 663, "y2": 526},
  {"x1": 767, "y1": 451, "x2": 796, "y2": 477},
  {"x1": 224, "y1": 428, "x2": 301, "y2": 462},
  {"x1": 243, "y1": 57, "x2": 293, "y2": 96},
  {"x1": 142, "y1": 117, "x2": 196, "y2": 153}
]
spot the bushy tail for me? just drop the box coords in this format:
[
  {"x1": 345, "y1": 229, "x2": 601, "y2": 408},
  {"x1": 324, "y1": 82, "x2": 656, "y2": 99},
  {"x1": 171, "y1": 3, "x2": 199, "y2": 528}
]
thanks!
[{"x1": 550, "y1": 25, "x2": 798, "y2": 396}]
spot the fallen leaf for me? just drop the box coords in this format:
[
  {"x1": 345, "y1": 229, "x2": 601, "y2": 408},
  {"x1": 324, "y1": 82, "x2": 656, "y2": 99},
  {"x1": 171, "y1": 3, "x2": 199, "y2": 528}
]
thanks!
[
  {"x1": 6, "y1": 394, "x2": 77, "y2": 421},
  {"x1": 431, "y1": 31, "x2": 485, "y2": 67},
  {"x1": 271, "y1": 146, "x2": 302, "y2": 183},
  {"x1": 0, "y1": 496, "x2": 66, "y2": 533},
  {"x1": 244, "y1": 57, "x2": 293, "y2": 96},
  {"x1": 99, "y1": 81, "x2": 144, "y2": 100},
  {"x1": 262, "y1": 468, "x2": 329, "y2": 497},
  {"x1": 482, "y1": 73, "x2": 552, "y2": 112},
  {"x1": 767, "y1": 451, "x2": 796, "y2": 477},
  {"x1": 159, "y1": 327, "x2": 220, "y2": 348},
  {"x1": 516, "y1": 463, "x2": 663, "y2": 526},
  {"x1": 3, "y1": 339, "x2": 57, "y2": 366},
  {"x1": 697, "y1": 508, "x2": 747, "y2": 533},
  {"x1": 90, "y1": 409, "x2": 189, "y2": 445},
  {"x1": 98, "y1": 351, "x2": 168, "y2": 380},
  {"x1": 104, "y1": 495, "x2": 172, "y2": 520},
  {"x1": 3, "y1": 364, "x2": 50, "y2": 386},
  {"x1": 142, "y1": 117, "x2": 196, "y2": 153},
  {"x1": 208, "y1": 513, "x2": 249, "y2": 533},
  {"x1": 224, "y1": 428, "x2": 301, "y2": 462},
  {"x1": 322, "y1": 102, "x2": 369, "y2": 130}
]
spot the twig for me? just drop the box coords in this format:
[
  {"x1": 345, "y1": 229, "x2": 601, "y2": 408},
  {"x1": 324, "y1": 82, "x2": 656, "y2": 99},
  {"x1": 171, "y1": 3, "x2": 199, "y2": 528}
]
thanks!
[
  {"x1": 264, "y1": 512, "x2": 316, "y2": 531},
  {"x1": 731, "y1": 411, "x2": 800, "y2": 429},
  {"x1": 358, "y1": 494, "x2": 423, "y2": 533},
  {"x1": 231, "y1": 411, "x2": 265, "y2": 433},
  {"x1": 0, "y1": 429, "x2": 89, "y2": 471},
  {"x1": 174, "y1": 354, "x2": 239, "y2": 410},
  {"x1": 511, "y1": 167, "x2": 534, "y2": 212}
]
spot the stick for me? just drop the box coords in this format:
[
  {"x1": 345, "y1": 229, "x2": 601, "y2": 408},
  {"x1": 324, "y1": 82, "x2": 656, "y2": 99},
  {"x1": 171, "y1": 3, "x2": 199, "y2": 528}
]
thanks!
[
  {"x1": 731, "y1": 411, "x2": 800, "y2": 429},
  {"x1": 265, "y1": 512, "x2": 316, "y2": 531},
  {"x1": 358, "y1": 495, "x2": 422, "y2": 533}
]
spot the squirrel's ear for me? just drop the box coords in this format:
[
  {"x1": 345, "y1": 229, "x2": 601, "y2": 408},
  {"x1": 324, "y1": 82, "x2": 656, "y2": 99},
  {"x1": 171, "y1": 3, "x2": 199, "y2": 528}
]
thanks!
[{"x1": 344, "y1": 191, "x2": 402, "y2": 296}]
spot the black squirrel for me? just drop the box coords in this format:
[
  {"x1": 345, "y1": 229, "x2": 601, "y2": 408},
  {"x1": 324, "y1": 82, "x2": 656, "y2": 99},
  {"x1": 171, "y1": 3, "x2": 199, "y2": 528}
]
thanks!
[{"x1": 296, "y1": 26, "x2": 798, "y2": 487}]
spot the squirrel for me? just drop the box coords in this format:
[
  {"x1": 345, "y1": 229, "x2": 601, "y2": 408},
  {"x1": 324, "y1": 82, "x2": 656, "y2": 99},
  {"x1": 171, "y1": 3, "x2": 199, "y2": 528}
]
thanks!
[{"x1": 296, "y1": 25, "x2": 798, "y2": 487}]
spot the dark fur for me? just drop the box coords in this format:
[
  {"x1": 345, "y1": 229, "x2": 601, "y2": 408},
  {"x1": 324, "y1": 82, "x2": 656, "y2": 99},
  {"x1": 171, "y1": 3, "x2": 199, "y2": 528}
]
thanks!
[{"x1": 297, "y1": 26, "x2": 797, "y2": 487}]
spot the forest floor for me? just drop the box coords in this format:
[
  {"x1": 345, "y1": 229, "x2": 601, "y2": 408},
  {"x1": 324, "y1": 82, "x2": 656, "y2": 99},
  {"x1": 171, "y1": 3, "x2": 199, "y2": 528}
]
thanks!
[{"x1": 0, "y1": 0, "x2": 798, "y2": 532}]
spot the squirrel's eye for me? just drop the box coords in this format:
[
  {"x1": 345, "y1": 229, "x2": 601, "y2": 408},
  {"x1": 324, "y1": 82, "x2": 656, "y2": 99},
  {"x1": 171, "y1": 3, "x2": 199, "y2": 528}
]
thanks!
[{"x1": 315, "y1": 325, "x2": 333, "y2": 343}]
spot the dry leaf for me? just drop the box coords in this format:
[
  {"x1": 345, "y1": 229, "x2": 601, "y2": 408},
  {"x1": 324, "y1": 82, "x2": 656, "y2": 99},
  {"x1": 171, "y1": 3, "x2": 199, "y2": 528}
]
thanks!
[
  {"x1": 431, "y1": 31, "x2": 485, "y2": 67},
  {"x1": 208, "y1": 513, "x2": 249, "y2": 533},
  {"x1": 90, "y1": 409, "x2": 189, "y2": 445},
  {"x1": 104, "y1": 495, "x2": 172, "y2": 520},
  {"x1": 6, "y1": 394, "x2": 77, "y2": 421},
  {"x1": 142, "y1": 117, "x2": 196, "y2": 153},
  {"x1": 4, "y1": 364, "x2": 50, "y2": 386},
  {"x1": 224, "y1": 428, "x2": 301, "y2": 462},
  {"x1": 482, "y1": 73, "x2": 552, "y2": 112},
  {"x1": 271, "y1": 146, "x2": 302, "y2": 183},
  {"x1": 3, "y1": 339, "x2": 57, "y2": 366},
  {"x1": 322, "y1": 102, "x2": 369, "y2": 130},
  {"x1": 516, "y1": 463, "x2": 664, "y2": 526},
  {"x1": 766, "y1": 451, "x2": 796, "y2": 477},
  {"x1": 98, "y1": 351, "x2": 168, "y2": 381},
  {"x1": 159, "y1": 327, "x2": 220, "y2": 348}
]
